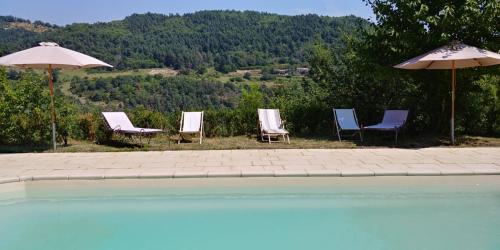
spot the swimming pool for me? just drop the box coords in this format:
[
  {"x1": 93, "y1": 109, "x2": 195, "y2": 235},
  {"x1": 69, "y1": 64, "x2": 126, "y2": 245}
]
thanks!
[{"x1": 1, "y1": 177, "x2": 499, "y2": 250}]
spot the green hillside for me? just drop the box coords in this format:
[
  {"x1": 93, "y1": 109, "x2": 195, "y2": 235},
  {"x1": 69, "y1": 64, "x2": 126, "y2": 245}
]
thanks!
[{"x1": 0, "y1": 11, "x2": 368, "y2": 71}]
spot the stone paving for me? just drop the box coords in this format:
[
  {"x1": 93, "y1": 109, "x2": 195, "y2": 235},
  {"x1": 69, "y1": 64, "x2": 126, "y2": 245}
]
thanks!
[{"x1": 1, "y1": 147, "x2": 500, "y2": 184}]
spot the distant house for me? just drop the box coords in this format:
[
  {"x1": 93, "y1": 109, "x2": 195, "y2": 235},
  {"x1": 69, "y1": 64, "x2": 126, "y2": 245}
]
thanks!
[
  {"x1": 296, "y1": 67, "x2": 310, "y2": 75},
  {"x1": 275, "y1": 69, "x2": 289, "y2": 75}
]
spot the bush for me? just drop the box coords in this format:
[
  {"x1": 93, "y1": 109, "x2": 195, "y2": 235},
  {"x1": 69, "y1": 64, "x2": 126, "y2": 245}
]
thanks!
[
  {"x1": 235, "y1": 84, "x2": 265, "y2": 135},
  {"x1": 94, "y1": 116, "x2": 114, "y2": 144},
  {"x1": 128, "y1": 106, "x2": 175, "y2": 134},
  {"x1": 272, "y1": 78, "x2": 330, "y2": 135},
  {"x1": 0, "y1": 69, "x2": 52, "y2": 145},
  {"x1": 260, "y1": 73, "x2": 276, "y2": 81},
  {"x1": 72, "y1": 113, "x2": 97, "y2": 141},
  {"x1": 230, "y1": 77, "x2": 243, "y2": 82},
  {"x1": 204, "y1": 109, "x2": 238, "y2": 137}
]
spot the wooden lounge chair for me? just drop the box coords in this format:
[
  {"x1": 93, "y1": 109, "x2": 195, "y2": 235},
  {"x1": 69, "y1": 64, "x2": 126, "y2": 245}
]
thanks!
[
  {"x1": 363, "y1": 110, "x2": 409, "y2": 144},
  {"x1": 333, "y1": 108, "x2": 363, "y2": 142},
  {"x1": 258, "y1": 108, "x2": 290, "y2": 144},
  {"x1": 102, "y1": 112, "x2": 162, "y2": 143},
  {"x1": 178, "y1": 111, "x2": 204, "y2": 144}
]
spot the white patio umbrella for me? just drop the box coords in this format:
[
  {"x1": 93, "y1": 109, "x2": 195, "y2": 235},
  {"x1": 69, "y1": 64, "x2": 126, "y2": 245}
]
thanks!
[
  {"x1": 394, "y1": 42, "x2": 500, "y2": 144},
  {"x1": 0, "y1": 42, "x2": 112, "y2": 150}
]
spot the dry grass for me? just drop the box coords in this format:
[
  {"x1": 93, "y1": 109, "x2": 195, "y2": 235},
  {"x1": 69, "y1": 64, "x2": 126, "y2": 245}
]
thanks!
[
  {"x1": 1, "y1": 134, "x2": 498, "y2": 153},
  {"x1": 60, "y1": 68, "x2": 154, "y2": 79},
  {"x1": 6, "y1": 22, "x2": 52, "y2": 33},
  {"x1": 53, "y1": 135, "x2": 355, "y2": 153}
]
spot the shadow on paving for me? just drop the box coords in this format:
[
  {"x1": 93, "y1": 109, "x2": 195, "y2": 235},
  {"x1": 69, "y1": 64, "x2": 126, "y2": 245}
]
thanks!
[{"x1": 355, "y1": 134, "x2": 499, "y2": 148}]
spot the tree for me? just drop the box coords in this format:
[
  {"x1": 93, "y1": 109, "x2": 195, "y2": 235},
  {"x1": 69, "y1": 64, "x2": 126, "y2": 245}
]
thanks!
[
  {"x1": 364, "y1": 0, "x2": 499, "y2": 64},
  {"x1": 307, "y1": 0, "x2": 500, "y2": 136}
]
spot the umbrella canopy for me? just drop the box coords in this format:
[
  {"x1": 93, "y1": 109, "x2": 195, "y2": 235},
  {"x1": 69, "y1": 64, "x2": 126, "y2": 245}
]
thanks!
[
  {"x1": 395, "y1": 43, "x2": 500, "y2": 70},
  {"x1": 0, "y1": 42, "x2": 112, "y2": 69},
  {"x1": 394, "y1": 43, "x2": 500, "y2": 144},
  {"x1": 0, "y1": 42, "x2": 112, "y2": 151}
]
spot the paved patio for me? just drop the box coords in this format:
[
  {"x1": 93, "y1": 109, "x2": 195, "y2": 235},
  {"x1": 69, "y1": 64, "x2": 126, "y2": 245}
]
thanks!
[{"x1": 1, "y1": 147, "x2": 500, "y2": 184}]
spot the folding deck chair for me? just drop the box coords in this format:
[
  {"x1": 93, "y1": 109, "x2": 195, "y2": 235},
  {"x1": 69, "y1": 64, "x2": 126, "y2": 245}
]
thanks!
[
  {"x1": 258, "y1": 109, "x2": 290, "y2": 144},
  {"x1": 178, "y1": 111, "x2": 204, "y2": 144},
  {"x1": 102, "y1": 112, "x2": 163, "y2": 143},
  {"x1": 333, "y1": 108, "x2": 363, "y2": 142},
  {"x1": 363, "y1": 110, "x2": 409, "y2": 144}
]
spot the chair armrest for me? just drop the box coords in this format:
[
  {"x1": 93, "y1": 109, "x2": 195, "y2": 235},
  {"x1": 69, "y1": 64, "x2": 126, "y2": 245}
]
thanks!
[{"x1": 281, "y1": 120, "x2": 286, "y2": 129}]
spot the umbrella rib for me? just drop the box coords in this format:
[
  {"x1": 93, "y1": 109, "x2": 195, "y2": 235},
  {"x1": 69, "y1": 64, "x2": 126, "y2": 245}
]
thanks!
[{"x1": 425, "y1": 61, "x2": 436, "y2": 69}]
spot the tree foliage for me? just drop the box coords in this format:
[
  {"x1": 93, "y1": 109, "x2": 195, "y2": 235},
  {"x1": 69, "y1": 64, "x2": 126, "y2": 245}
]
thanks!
[
  {"x1": 0, "y1": 69, "x2": 51, "y2": 145},
  {"x1": 69, "y1": 75, "x2": 242, "y2": 112},
  {"x1": 0, "y1": 11, "x2": 367, "y2": 70},
  {"x1": 306, "y1": 0, "x2": 500, "y2": 136}
]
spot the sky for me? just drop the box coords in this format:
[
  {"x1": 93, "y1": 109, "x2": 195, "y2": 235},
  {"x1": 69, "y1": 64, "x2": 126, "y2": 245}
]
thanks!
[{"x1": 0, "y1": 0, "x2": 374, "y2": 25}]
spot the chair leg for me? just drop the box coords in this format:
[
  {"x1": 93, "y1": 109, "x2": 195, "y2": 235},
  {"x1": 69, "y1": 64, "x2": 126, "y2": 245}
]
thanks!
[
  {"x1": 337, "y1": 129, "x2": 342, "y2": 142},
  {"x1": 268, "y1": 135, "x2": 271, "y2": 144},
  {"x1": 287, "y1": 134, "x2": 290, "y2": 144},
  {"x1": 199, "y1": 132, "x2": 202, "y2": 144},
  {"x1": 359, "y1": 130, "x2": 363, "y2": 142},
  {"x1": 395, "y1": 130, "x2": 398, "y2": 146}
]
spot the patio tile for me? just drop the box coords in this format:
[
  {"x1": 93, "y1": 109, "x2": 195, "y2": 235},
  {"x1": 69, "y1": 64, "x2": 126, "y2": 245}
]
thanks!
[
  {"x1": 472, "y1": 169, "x2": 500, "y2": 175},
  {"x1": 407, "y1": 169, "x2": 441, "y2": 176},
  {"x1": 284, "y1": 165, "x2": 325, "y2": 170},
  {"x1": 19, "y1": 176, "x2": 33, "y2": 182},
  {"x1": 306, "y1": 169, "x2": 341, "y2": 177},
  {"x1": 341, "y1": 169, "x2": 375, "y2": 177},
  {"x1": 207, "y1": 170, "x2": 242, "y2": 178},
  {"x1": 274, "y1": 170, "x2": 308, "y2": 177},
  {"x1": 241, "y1": 170, "x2": 274, "y2": 177},
  {"x1": 68, "y1": 174, "x2": 104, "y2": 180},
  {"x1": 32, "y1": 175, "x2": 69, "y2": 181},
  {"x1": 173, "y1": 171, "x2": 208, "y2": 178},
  {"x1": 139, "y1": 170, "x2": 175, "y2": 178},
  {"x1": 0, "y1": 177, "x2": 20, "y2": 184},
  {"x1": 439, "y1": 168, "x2": 474, "y2": 175},
  {"x1": 373, "y1": 168, "x2": 408, "y2": 176}
]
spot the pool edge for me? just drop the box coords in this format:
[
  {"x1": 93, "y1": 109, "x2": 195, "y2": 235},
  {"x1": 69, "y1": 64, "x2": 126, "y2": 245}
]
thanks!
[{"x1": 2, "y1": 170, "x2": 500, "y2": 186}]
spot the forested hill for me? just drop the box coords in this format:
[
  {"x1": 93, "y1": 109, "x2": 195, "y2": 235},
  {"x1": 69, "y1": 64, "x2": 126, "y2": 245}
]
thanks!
[{"x1": 0, "y1": 11, "x2": 367, "y2": 71}]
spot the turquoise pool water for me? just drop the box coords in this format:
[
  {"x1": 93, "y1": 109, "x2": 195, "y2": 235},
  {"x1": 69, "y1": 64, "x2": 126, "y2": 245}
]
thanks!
[{"x1": 1, "y1": 177, "x2": 500, "y2": 250}]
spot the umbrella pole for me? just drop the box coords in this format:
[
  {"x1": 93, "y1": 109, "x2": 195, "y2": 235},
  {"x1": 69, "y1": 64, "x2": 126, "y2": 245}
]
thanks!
[
  {"x1": 451, "y1": 61, "x2": 456, "y2": 145},
  {"x1": 48, "y1": 65, "x2": 57, "y2": 151}
]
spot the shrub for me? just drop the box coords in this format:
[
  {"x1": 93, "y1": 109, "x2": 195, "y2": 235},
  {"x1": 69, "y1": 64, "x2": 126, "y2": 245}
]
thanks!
[
  {"x1": 204, "y1": 109, "x2": 238, "y2": 137},
  {"x1": 0, "y1": 69, "x2": 52, "y2": 145},
  {"x1": 235, "y1": 84, "x2": 265, "y2": 135},
  {"x1": 72, "y1": 113, "x2": 97, "y2": 141},
  {"x1": 128, "y1": 106, "x2": 175, "y2": 134}
]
